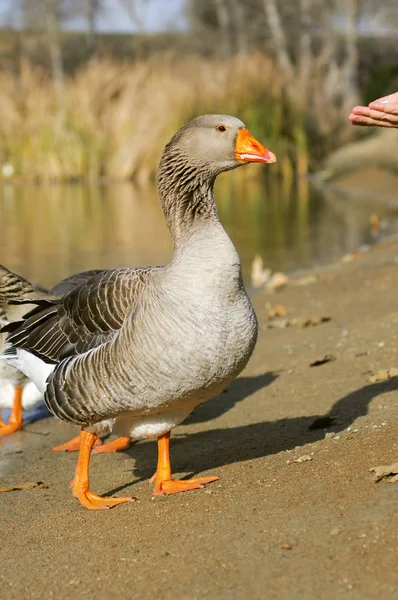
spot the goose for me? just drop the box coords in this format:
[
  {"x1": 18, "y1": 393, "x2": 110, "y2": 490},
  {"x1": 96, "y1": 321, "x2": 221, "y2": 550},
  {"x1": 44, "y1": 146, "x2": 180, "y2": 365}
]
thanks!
[
  {"x1": 0, "y1": 264, "x2": 123, "y2": 450},
  {"x1": 3, "y1": 115, "x2": 276, "y2": 509},
  {"x1": 0, "y1": 266, "x2": 49, "y2": 435}
]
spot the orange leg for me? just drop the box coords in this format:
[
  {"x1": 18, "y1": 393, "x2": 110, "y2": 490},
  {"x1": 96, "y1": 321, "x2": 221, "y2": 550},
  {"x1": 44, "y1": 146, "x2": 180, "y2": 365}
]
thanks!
[
  {"x1": 72, "y1": 429, "x2": 135, "y2": 510},
  {"x1": 0, "y1": 387, "x2": 23, "y2": 436},
  {"x1": 92, "y1": 436, "x2": 131, "y2": 454},
  {"x1": 52, "y1": 435, "x2": 102, "y2": 452},
  {"x1": 152, "y1": 432, "x2": 219, "y2": 496}
]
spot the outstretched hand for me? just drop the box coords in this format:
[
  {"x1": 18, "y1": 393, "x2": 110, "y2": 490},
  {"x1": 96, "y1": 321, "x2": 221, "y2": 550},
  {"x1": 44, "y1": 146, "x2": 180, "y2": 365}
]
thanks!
[{"x1": 349, "y1": 91, "x2": 398, "y2": 128}]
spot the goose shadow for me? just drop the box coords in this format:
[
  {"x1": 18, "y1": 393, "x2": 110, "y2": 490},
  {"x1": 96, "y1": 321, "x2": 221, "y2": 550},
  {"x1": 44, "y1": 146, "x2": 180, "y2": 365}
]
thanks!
[
  {"x1": 185, "y1": 371, "x2": 279, "y2": 424},
  {"x1": 115, "y1": 377, "x2": 398, "y2": 490}
]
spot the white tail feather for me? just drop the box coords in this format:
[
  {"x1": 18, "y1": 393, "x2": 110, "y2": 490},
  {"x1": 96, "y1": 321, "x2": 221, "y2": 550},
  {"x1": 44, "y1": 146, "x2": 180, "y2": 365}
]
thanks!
[{"x1": 14, "y1": 349, "x2": 55, "y2": 394}]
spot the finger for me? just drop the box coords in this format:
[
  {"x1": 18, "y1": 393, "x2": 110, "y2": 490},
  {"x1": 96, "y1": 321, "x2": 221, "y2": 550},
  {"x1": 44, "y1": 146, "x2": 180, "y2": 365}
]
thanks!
[
  {"x1": 351, "y1": 106, "x2": 398, "y2": 123},
  {"x1": 349, "y1": 114, "x2": 396, "y2": 128},
  {"x1": 350, "y1": 105, "x2": 368, "y2": 114},
  {"x1": 368, "y1": 102, "x2": 398, "y2": 115},
  {"x1": 369, "y1": 91, "x2": 398, "y2": 105},
  {"x1": 350, "y1": 106, "x2": 385, "y2": 119}
]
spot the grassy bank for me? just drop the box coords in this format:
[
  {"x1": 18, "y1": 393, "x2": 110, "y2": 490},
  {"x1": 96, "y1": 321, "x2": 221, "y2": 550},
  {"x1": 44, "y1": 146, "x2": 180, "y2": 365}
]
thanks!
[{"x1": 0, "y1": 54, "x2": 325, "y2": 182}]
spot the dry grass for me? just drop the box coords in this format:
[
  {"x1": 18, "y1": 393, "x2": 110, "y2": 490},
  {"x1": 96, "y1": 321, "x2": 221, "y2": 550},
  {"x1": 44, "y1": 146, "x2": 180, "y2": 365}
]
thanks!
[{"x1": 0, "y1": 54, "x2": 321, "y2": 182}]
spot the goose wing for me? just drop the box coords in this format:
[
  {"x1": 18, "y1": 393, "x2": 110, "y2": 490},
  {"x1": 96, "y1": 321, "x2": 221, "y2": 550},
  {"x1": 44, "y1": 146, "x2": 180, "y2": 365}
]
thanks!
[{"x1": 5, "y1": 267, "x2": 158, "y2": 363}]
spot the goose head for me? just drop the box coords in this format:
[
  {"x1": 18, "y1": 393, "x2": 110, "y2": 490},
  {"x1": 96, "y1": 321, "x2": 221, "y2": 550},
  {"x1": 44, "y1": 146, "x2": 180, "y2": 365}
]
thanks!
[{"x1": 162, "y1": 114, "x2": 276, "y2": 180}]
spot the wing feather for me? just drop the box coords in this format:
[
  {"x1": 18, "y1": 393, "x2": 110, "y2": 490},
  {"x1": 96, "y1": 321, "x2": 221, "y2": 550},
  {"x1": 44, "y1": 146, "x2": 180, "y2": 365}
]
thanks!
[{"x1": 5, "y1": 267, "x2": 159, "y2": 363}]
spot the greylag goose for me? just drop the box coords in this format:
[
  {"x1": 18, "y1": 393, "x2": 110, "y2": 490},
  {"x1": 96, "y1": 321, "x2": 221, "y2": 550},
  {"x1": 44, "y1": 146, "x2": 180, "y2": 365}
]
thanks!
[
  {"x1": 4, "y1": 115, "x2": 276, "y2": 509},
  {"x1": 0, "y1": 265, "x2": 49, "y2": 435},
  {"x1": 0, "y1": 264, "x2": 123, "y2": 449}
]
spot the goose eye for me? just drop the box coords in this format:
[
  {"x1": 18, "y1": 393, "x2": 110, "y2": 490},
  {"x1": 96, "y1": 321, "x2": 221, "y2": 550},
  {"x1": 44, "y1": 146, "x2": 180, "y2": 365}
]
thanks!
[{"x1": 216, "y1": 125, "x2": 227, "y2": 133}]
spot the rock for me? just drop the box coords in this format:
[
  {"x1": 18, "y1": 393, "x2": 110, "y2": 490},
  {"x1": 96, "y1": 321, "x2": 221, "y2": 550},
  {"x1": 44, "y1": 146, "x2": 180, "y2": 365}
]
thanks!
[
  {"x1": 367, "y1": 367, "x2": 398, "y2": 383},
  {"x1": 293, "y1": 455, "x2": 312, "y2": 463},
  {"x1": 370, "y1": 461, "x2": 398, "y2": 483},
  {"x1": 280, "y1": 543, "x2": 293, "y2": 550},
  {"x1": 309, "y1": 355, "x2": 336, "y2": 367}
]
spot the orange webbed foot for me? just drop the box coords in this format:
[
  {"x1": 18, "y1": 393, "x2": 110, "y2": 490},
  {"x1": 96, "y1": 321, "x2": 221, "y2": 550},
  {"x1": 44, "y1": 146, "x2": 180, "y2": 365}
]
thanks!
[
  {"x1": 73, "y1": 488, "x2": 136, "y2": 510},
  {"x1": 52, "y1": 435, "x2": 103, "y2": 452},
  {"x1": 0, "y1": 421, "x2": 23, "y2": 436},
  {"x1": 152, "y1": 432, "x2": 219, "y2": 496},
  {"x1": 92, "y1": 436, "x2": 130, "y2": 454},
  {"x1": 72, "y1": 430, "x2": 136, "y2": 510},
  {"x1": 0, "y1": 387, "x2": 23, "y2": 436},
  {"x1": 153, "y1": 476, "x2": 219, "y2": 496}
]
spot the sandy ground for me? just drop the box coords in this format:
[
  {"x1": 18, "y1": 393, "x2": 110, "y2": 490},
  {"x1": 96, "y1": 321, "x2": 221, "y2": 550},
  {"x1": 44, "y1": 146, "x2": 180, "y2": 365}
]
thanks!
[{"x1": 1, "y1": 238, "x2": 398, "y2": 600}]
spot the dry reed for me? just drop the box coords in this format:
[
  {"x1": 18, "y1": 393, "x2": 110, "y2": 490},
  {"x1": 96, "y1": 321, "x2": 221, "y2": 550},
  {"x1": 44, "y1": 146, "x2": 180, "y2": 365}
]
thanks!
[{"x1": 0, "y1": 54, "x2": 311, "y2": 182}]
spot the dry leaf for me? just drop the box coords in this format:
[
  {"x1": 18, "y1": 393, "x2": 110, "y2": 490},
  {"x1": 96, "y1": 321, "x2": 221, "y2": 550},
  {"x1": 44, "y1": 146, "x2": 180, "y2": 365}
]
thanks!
[
  {"x1": 367, "y1": 368, "x2": 398, "y2": 383},
  {"x1": 281, "y1": 543, "x2": 293, "y2": 550},
  {"x1": 266, "y1": 304, "x2": 288, "y2": 320},
  {"x1": 0, "y1": 481, "x2": 48, "y2": 493},
  {"x1": 309, "y1": 355, "x2": 336, "y2": 367},
  {"x1": 266, "y1": 272, "x2": 289, "y2": 293},
  {"x1": 296, "y1": 316, "x2": 331, "y2": 328},
  {"x1": 266, "y1": 315, "x2": 331, "y2": 330},
  {"x1": 266, "y1": 318, "x2": 291, "y2": 329},
  {"x1": 370, "y1": 462, "x2": 398, "y2": 483},
  {"x1": 293, "y1": 275, "x2": 317, "y2": 286}
]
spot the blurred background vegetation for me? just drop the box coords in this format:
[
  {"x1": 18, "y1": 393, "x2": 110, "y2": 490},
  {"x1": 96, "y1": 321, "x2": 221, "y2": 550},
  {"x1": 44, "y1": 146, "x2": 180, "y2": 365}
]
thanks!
[
  {"x1": 1, "y1": 0, "x2": 398, "y2": 286},
  {"x1": 0, "y1": 0, "x2": 397, "y2": 182}
]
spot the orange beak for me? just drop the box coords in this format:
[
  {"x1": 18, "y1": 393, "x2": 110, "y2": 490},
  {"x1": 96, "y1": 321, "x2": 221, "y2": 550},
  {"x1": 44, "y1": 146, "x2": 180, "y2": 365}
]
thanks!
[{"x1": 234, "y1": 129, "x2": 277, "y2": 164}]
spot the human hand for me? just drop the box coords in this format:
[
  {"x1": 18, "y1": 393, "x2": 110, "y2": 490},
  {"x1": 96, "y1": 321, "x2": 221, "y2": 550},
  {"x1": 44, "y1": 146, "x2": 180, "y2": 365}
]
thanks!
[{"x1": 348, "y1": 91, "x2": 398, "y2": 128}]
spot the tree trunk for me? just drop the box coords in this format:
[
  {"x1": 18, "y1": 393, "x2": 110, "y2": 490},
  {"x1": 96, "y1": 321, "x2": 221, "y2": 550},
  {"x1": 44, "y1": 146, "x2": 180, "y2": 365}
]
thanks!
[
  {"x1": 45, "y1": 0, "x2": 63, "y2": 94},
  {"x1": 298, "y1": 0, "x2": 312, "y2": 105},
  {"x1": 343, "y1": 0, "x2": 360, "y2": 110},
  {"x1": 85, "y1": 0, "x2": 98, "y2": 58},
  {"x1": 262, "y1": 0, "x2": 294, "y2": 79}
]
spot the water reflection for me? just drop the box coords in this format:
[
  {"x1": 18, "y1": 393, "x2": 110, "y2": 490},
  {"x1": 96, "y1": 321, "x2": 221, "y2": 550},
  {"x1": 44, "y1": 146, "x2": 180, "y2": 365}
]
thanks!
[{"x1": 1, "y1": 176, "x2": 397, "y2": 288}]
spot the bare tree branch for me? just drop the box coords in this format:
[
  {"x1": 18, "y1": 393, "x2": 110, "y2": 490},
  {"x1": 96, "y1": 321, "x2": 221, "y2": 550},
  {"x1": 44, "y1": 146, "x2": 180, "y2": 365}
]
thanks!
[
  {"x1": 118, "y1": 0, "x2": 145, "y2": 32},
  {"x1": 231, "y1": 0, "x2": 248, "y2": 56},
  {"x1": 214, "y1": 0, "x2": 233, "y2": 57}
]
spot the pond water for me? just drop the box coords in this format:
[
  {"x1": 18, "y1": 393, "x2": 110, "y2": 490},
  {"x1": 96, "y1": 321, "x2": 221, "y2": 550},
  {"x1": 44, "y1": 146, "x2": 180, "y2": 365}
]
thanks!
[{"x1": 1, "y1": 173, "x2": 398, "y2": 289}]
